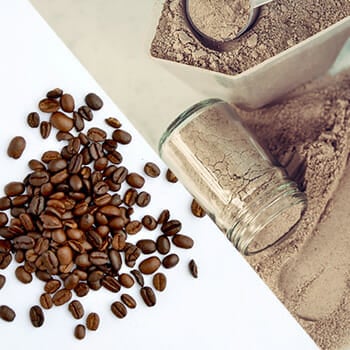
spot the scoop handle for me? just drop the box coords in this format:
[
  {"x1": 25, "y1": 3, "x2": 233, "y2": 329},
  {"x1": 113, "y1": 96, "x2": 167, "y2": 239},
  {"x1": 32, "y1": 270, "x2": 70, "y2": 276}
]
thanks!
[{"x1": 252, "y1": 0, "x2": 273, "y2": 8}]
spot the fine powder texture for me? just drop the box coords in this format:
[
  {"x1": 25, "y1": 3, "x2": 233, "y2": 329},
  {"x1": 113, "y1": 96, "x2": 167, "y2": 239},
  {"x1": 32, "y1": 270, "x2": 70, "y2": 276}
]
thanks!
[
  {"x1": 186, "y1": 0, "x2": 250, "y2": 41},
  {"x1": 239, "y1": 70, "x2": 350, "y2": 349},
  {"x1": 151, "y1": 0, "x2": 350, "y2": 75}
]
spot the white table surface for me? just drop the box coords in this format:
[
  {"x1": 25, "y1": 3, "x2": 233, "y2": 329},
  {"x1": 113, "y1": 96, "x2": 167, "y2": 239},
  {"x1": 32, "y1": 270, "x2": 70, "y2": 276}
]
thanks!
[{"x1": 0, "y1": 1, "x2": 319, "y2": 349}]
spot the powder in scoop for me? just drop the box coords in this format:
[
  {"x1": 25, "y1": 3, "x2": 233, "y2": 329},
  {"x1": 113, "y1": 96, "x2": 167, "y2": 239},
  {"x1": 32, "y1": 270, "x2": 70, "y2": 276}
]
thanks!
[{"x1": 151, "y1": 0, "x2": 350, "y2": 75}]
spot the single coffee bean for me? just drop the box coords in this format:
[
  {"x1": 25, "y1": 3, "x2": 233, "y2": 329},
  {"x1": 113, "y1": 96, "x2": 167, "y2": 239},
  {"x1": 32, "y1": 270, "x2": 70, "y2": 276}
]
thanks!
[
  {"x1": 85, "y1": 93, "x2": 103, "y2": 110},
  {"x1": 125, "y1": 220, "x2": 142, "y2": 235},
  {"x1": 139, "y1": 256, "x2": 161, "y2": 275},
  {"x1": 48, "y1": 158, "x2": 67, "y2": 173},
  {"x1": 60, "y1": 93, "x2": 75, "y2": 112},
  {"x1": 111, "y1": 301, "x2": 127, "y2": 319},
  {"x1": 101, "y1": 276, "x2": 121, "y2": 293},
  {"x1": 78, "y1": 105, "x2": 93, "y2": 121},
  {"x1": 141, "y1": 215, "x2": 157, "y2": 230},
  {"x1": 121, "y1": 294, "x2": 137, "y2": 309},
  {"x1": 74, "y1": 324, "x2": 86, "y2": 340},
  {"x1": 7, "y1": 136, "x2": 26, "y2": 159},
  {"x1": 112, "y1": 129, "x2": 132, "y2": 144},
  {"x1": 140, "y1": 286, "x2": 156, "y2": 307},
  {"x1": 126, "y1": 173, "x2": 145, "y2": 189},
  {"x1": 13, "y1": 235, "x2": 35, "y2": 250},
  {"x1": 29, "y1": 305, "x2": 44, "y2": 328},
  {"x1": 103, "y1": 139, "x2": 118, "y2": 153},
  {"x1": 40, "y1": 293, "x2": 53, "y2": 309},
  {"x1": 130, "y1": 269, "x2": 144, "y2": 287},
  {"x1": 89, "y1": 251, "x2": 109, "y2": 265},
  {"x1": 166, "y1": 168, "x2": 178, "y2": 183},
  {"x1": 0, "y1": 240, "x2": 11, "y2": 253},
  {"x1": 68, "y1": 300, "x2": 84, "y2": 319},
  {"x1": 46, "y1": 88, "x2": 63, "y2": 98},
  {"x1": 124, "y1": 244, "x2": 141, "y2": 268},
  {"x1": 136, "y1": 191, "x2": 151, "y2": 207},
  {"x1": 0, "y1": 252, "x2": 12, "y2": 269},
  {"x1": 29, "y1": 171, "x2": 49, "y2": 186},
  {"x1": 94, "y1": 157, "x2": 108, "y2": 171},
  {"x1": 40, "y1": 121, "x2": 52, "y2": 139},
  {"x1": 74, "y1": 283, "x2": 89, "y2": 298},
  {"x1": 28, "y1": 159, "x2": 45, "y2": 171},
  {"x1": 52, "y1": 289, "x2": 72, "y2": 306},
  {"x1": 73, "y1": 112, "x2": 85, "y2": 132},
  {"x1": 39, "y1": 98, "x2": 60, "y2": 113},
  {"x1": 93, "y1": 181, "x2": 109, "y2": 196},
  {"x1": 87, "y1": 127, "x2": 107, "y2": 142},
  {"x1": 0, "y1": 274, "x2": 5, "y2": 290},
  {"x1": 27, "y1": 112, "x2": 40, "y2": 128},
  {"x1": 118, "y1": 273, "x2": 135, "y2": 288},
  {"x1": 153, "y1": 273, "x2": 167, "y2": 292},
  {"x1": 136, "y1": 239, "x2": 156, "y2": 254},
  {"x1": 123, "y1": 188, "x2": 138, "y2": 206},
  {"x1": 105, "y1": 117, "x2": 121, "y2": 128},
  {"x1": 172, "y1": 234, "x2": 194, "y2": 249},
  {"x1": 86, "y1": 312, "x2": 100, "y2": 331},
  {"x1": 189, "y1": 259, "x2": 198, "y2": 278},
  {"x1": 0, "y1": 213, "x2": 8, "y2": 228},
  {"x1": 111, "y1": 233, "x2": 126, "y2": 251},
  {"x1": 107, "y1": 150, "x2": 123, "y2": 165},
  {"x1": 161, "y1": 220, "x2": 182, "y2": 236},
  {"x1": 50, "y1": 112, "x2": 74, "y2": 132},
  {"x1": 64, "y1": 274, "x2": 80, "y2": 290},
  {"x1": 112, "y1": 166, "x2": 128, "y2": 184},
  {"x1": 156, "y1": 235, "x2": 170, "y2": 255},
  {"x1": 0, "y1": 197, "x2": 11, "y2": 210},
  {"x1": 162, "y1": 254, "x2": 180, "y2": 269},
  {"x1": 191, "y1": 199, "x2": 206, "y2": 218},
  {"x1": 157, "y1": 209, "x2": 170, "y2": 225},
  {"x1": 0, "y1": 305, "x2": 16, "y2": 322},
  {"x1": 41, "y1": 150, "x2": 61, "y2": 163},
  {"x1": 15, "y1": 266, "x2": 33, "y2": 284},
  {"x1": 143, "y1": 162, "x2": 160, "y2": 178}
]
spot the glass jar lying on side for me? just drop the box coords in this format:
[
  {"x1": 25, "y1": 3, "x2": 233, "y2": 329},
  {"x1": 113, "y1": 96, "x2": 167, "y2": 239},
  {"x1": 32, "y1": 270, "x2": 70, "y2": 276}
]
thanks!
[{"x1": 159, "y1": 99, "x2": 307, "y2": 255}]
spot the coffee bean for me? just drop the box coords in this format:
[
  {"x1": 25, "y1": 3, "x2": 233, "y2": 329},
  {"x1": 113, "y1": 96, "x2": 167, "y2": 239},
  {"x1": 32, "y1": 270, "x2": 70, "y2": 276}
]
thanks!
[
  {"x1": 29, "y1": 171, "x2": 49, "y2": 187},
  {"x1": 107, "y1": 150, "x2": 123, "y2": 165},
  {"x1": 156, "y1": 235, "x2": 170, "y2": 255},
  {"x1": 87, "y1": 127, "x2": 107, "y2": 142},
  {"x1": 89, "y1": 251, "x2": 109, "y2": 265},
  {"x1": 136, "y1": 239, "x2": 156, "y2": 254},
  {"x1": 105, "y1": 117, "x2": 121, "y2": 128},
  {"x1": 166, "y1": 168, "x2": 178, "y2": 183},
  {"x1": 40, "y1": 121, "x2": 52, "y2": 139},
  {"x1": 73, "y1": 112, "x2": 85, "y2": 132},
  {"x1": 68, "y1": 300, "x2": 84, "y2": 319},
  {"x1": 189, "y1": 259, "x2": 198, "y2": 278},
  {"x1": 112, "y1": 166, "x2": 128, "y2": 184},
  {"x1": 118, "y1": 273, "x2": 134, "y2": 288},
  {"x1": 13, "y1": 235, "x2": 35, "y2": 250},
  {"x1": 111, "y1": 233, "x2": 126, "y2": 251},
  {"x1": 172, "y1": 234, "x2": 194, "y2": 249},
  {"x1": 78, "y1": 105, "x2": 93, "y2": 121},
  {"x1": 42, "y1": 150, "x2": 61, "y2": 163},
  {"x1": 74, "y1": 324, "x2": 86, "y2": 340},
  {"x1": 7, "y1": 136, "x2": 26, "y2": 159},
  {"x1": 139, "y1": 256, "x2": 161, "y2": 275},
  {"x1": 28, "y1": 195, "x2": 45, "y2": 216},
  {"x1": 0, "y1": 213, "x2": 8, "y2": 228},
  {"x1": 50, "y1": 112, "x2": 74, "y2": 132},
  {"x1": 48, "y1": 158, "x2": 67, "y2": 173},
  {"x1": 39, "y1": 98, "x2": 60, "y2": 113},
  {"x1": 111, "y1": 301, "x2": 127, "y2": 318},
  {"x1": 136, "y1": 192, "x2": 151, "y2": 207},
  {"x1": 101, "y1": 276, "x2": 121, "y2": 293},
  {"x1": 64, "y1": 273, "x2": 80, "y2": 290},
  {"x1": 0, "y1": 274, "x2": 6, "y2": 290},
  {"x1": 125, "y1": 220, "x2": 142, "y2": 235},
  {"x1": 124, "y1": 244, "x2": 141, "y2": 268},
  {"x1": 74, "y1": 283, "x2": 89, "y2": 298},
  {"x1": 29, "y1": 305, "x2": 44, "y2": 328},
  {"x1": 0, "y1": 240, "x2": 11, "y2": 253},
  {"x1": 102, "y1": 139, "x2": 118, "y2": 153},
  {"x1": 112, "y1": 129, "x2": 132, "y2": 144},
  {"x1": 68, "y1": 154, "x2": 83, "y2": 174},
  {"x1": 153, "y1": 272, "x2": 167, "y2": 292},
  {"x1": 85, "y1": 93, "x2": 103, "y2": 110},
  {"x1": 27, "y1": 112, "x2": 40, "y2": 128},
  {"x1": 140, "y1": 286, "x2": 156, "y2": 307},
  {"x1": 141, "y1": 215, "x2": 157, "y2": 230},
  {"x1": 126, "y1": 173, "x2": 145, "y2": 189},
  {"x1": 191, "y1": 199, "x2": 206, "y2": 218},
  {"x1": 28, "y1": 159, "x2": 45, "y2": 171},
  {"x1": 121, "y1": 294, "x2": 137, "y2": 309},
  {"x1": 123, "y1": 188, "x2": 138, "y2": 206},
  {"x1": 46, "y1": 88, "x2": 63, "y2": 98},
  {"x1": 130, "y1": 269, "x2": 144, "y2": 287},
  {"x1": 0, "y1": 197, "x2": 11, "y2": 210},
  {"x1": 94, "y1": 157, "x2": 108, "y2": 171},
  {"x1": 60, "y1": 93, "x2": 75, "y2": 112},
  {"x1": 86, "y1": 312, "x2": 100, "y2": 331},
  {"x1": 52, "y1": 288, "x2": 72, "y2": 306},
  {"x1": 0, "y1": 252, "x2": 12, "y2": 269},
  {"x1": 15, "y1": 266, "x2": 32, "y2": 284},
  {"x1": 157, "y1": 209, "x2": 170, "y2": 225},
  {"x1": 163, "y1": 254, "x2": 179, "y2": 269},
  {"x1": 40, "y1": 293, "x2": 53, "y2": 309},
  {"x1": 0, "y1": 305, "x2": 16, "y2": 322},
  {"x1": 161, "y1": 220, "x2": 182, "y2": 236}
]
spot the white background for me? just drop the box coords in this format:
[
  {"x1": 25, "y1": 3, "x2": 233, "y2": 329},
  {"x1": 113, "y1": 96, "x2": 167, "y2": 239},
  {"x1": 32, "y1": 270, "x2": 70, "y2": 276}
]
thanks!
[{"x1": 0, "y1": 1, "x2": 317, "y2": 349}]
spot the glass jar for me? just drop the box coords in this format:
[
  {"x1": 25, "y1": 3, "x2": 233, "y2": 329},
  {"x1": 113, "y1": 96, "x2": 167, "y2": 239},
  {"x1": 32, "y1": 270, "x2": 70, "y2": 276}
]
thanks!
[{"x1": 159, "y1": 99, "x2": 307, "y2": 255}]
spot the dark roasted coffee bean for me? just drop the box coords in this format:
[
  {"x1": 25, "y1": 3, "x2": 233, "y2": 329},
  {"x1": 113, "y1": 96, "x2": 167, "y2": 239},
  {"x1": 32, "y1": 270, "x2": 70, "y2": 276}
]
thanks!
[
  {"x1": 50, "y1": 112, "x2": 74, "y2": 132},
  {"x1": 126, "y1": 173, "x2": 145, "y2": 189},
  {"x1": 5, "y1": 181, "x2": 24, "y2": 196},
  {"x1": 28, "y1": 159, "x2": 45, "y2": 171},
  {"x1": 94, "y1": 157, "x2": 108, "y2": 171},
  {"x1": 107, "y1": 150, "x2": 123, "y2": 165},
  {"x1": 111, "y1": 233, "x2": 126, "y2": 251},
  {"x1": 130, "y1": 269, "x2": 144, "y2": 287},
  {"x1": 12, "y1": 195, "x2": 30, "y2": 207},
  {"x1": 39, "y1": 98, "x2": 60, "y2": 113},
  {"x1": 15, "y1": 266, "x2": 32, "y2": 284},
  {"x1": 28, "y1": 195, "x2": 45, "y2": 216},
  {"x1": 136, "y1": 191, "x2": 151, "y2": 207},
  {"x1": 68, "y1": 300, "x2": 84, "y2": 319},
  {"x1": 105, "y1": 117, "x2": 121, "y2": 128},
  {"x1": 139, "y1": 256, "x2": 161, "y2": 275},
  {"x1": 161, "y1": 220, "x2": 182, "y2": 236},
  {"x1": 141, "y1": 215, "x2": 157, "y2": 230},
  {"x1": 56, "y1": 131, "x2": 74, "y2": 141},
  {"x1": 136, "y1": 239, "x2": 156, "y2": 254},
  {"x1": 69, "y1": 174, "x2": 83, "y2": 191},
  {"x1": 0, "y1": 305, "x2": 16, "y2": 322},
  {"x1": 125, "y1": 220, "x2": 142, "y2": 235},
  {"x1": 68, "y1": 154, "x2": 83, "y2": 174},
  {"x1": 41, "y1": 150, "x2": 61, "y2": 163},
  {"x1": 93, "y1": 181, "x2": 109, "y2": 196},
  {"x1": 74, "y1": 283, "x2": 89, "y2": 298},
  {"x1": 172, "y1": 234, "x2": 194, "y2": 249},
  {"x1": 0, "y1": 252, "x2": 12, "y2": 269},
  {"x1": 157, "y1": 209, "x2": 170, "y2": 225},
  {"x1": 89, "y1": 251, "x2": 109, "y2": 265},
  {"x1": 153, "y1": 272, "x2": 167, "y2": 292},
  {"x1": 124, "y1": 244, "x2": 141, "y2": 268},
  {"x1": 74, "y1": 324, "x2": 86, "y2": 340},
  {"x1": 27, "y1": 112, "x2": 40, "y2": 128},
  {"x1": 102, "y1": 276, "x2": 121, "y2": 293},
  {"x1": 29, "y1": 171, "x2": 49, "y2": 186},
  {"x1": 102, "y1": 139, "x2": 118, "y2": 153},
  {"x1": 112, "y1": 166, "x2": 128, "y2": 184},
  {"x1": 60, "y1": 93, "x2": 75, "y2": 112},
  {"x1": 118, "y1": 273, "x2": 134, "y2": 288},
  {"x1": 0, "y1": 274, "x2": 5, "y2": 290},
  {"x1": 46, "y1": 88, "x2": 63, "y2": 98},
  {"x1": 56, "y1": 246, "x2": 73, "y2": 265},
  {"x1": 29, "y1": 305, "x2": 44, "y2": 327},
  {"x1": 0, "y1": 213, "x2": 8, "y2": 228},
  {"x1": 112, "y1": 129, "x2": 132, "y2": 144},
  {"x1": 163, "y1": 254, "x2": 179, "y2": 269},
  {"x1": 110, "y1": 194, "x2": 122, "y2": 206},
  {"x1": 109, "y1": 249, "x2": 122, "y2": 272},
  {"x1": 144, "y1": 162, "x2": 160, "y2": 178},
  {"x1": 0, "y1": 240, "x2": 11, "y2": 253},
  {"x1": 86, "y1": 312, "x2": 100, "y2": 331},
  {"x1": 191, "y1": 199, "x2": 206, "y2": 218},
  {"x1": 166, "y1": 168, "x2": 178, "y2": 183},
  {"x1": 87, "y1": 127, "x2": 107, "y2": 142},
  {"x1": 85, "y1": 93, "x2": 103, "y2": 110},
  {"x1": 0, "y1": 197, "x2": 11, "y2": 210},
  {"x1": 40, "y1": 293, "x2": 53, "y2": 309},
  {"x1": 13, "y1": 236, "x2": 35, "y2": 250},
  {"x1": 189, "y1": 259, "x2": 198, "y2": 278},
  {"x1": 111, "y1": 301, "x2": 127, "y2": 319},
  {"x1": 78, "y1": 105, "x2": 93, "y2": 121},
  {"x1": 140, "y1": 286, "x2": 156, "y2": 307},
  {"x1": 40, "y1": 121, "x2": 52, "y2": 139},
  {"x1": 123, "y1": 188, "x2": 138, "y2": 207},
  {"x1": 36, "y1": 271, "x2": 51, "y2": 282},
  {"x1": 73, "y1": 112, "x2": 85, "y2": 132},
  {"x1": 52, "y1": 288, "x2": 72, "y2": 306},
  {"x1": 64, "y1": 274, "x2": 80, "y2": 290},
  {"x1": 67, "y1": 138, "x2": 81, "y2": 155},
  {"x1": 121, "y1": 294, "x2": 137, "y2": 309}
]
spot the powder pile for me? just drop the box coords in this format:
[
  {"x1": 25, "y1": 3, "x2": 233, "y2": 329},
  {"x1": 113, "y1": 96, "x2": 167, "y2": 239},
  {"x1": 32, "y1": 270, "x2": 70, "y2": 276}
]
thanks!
[
  {"x1": 239, "y1": 70, "x2": 350, "y2": 349},
  {"x1": 151, "y1": 0, "x2": 350, "y2": 75}
]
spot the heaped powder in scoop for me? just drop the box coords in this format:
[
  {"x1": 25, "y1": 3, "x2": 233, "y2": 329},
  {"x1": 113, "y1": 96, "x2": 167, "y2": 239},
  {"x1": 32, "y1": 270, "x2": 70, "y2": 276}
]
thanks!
[
  {"x1": 238, "y1": 70, "x2": 350, "y2": 349},
  {"x1": 151, "y1": 0, "x2": 350, "y2": 75}
]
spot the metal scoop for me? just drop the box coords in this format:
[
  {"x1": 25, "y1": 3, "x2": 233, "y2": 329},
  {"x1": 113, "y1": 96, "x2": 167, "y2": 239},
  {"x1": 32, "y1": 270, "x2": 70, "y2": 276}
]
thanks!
[{"x1": 185, "y1": 0, "x2": 273, "y2": 51}]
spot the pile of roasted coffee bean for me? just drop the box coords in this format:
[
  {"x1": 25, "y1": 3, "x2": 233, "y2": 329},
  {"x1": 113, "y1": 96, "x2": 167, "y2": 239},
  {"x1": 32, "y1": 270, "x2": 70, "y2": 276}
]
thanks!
[{"x1": 0, "y1": 89, "x2": 204, "y2": 340}]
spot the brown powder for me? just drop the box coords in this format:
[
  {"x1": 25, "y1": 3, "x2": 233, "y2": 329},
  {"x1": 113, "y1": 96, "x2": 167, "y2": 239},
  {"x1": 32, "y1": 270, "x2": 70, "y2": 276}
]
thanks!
[
  {"x1": 238, "y1": 70, "x2": 350, "y2": 349},
  {"x1": 151, "y1": 0, "x2": 350, "y2": 75}
]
